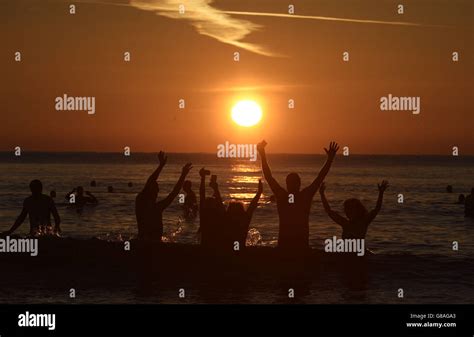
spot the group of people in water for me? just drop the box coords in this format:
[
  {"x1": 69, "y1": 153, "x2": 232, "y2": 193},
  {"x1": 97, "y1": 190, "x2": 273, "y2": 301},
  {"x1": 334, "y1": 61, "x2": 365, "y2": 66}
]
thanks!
[
  {"x1": 2, "y1": 140, "x2": 474, "y2": 252},
  {"x1": 134, "y1": 141, "x2": 380, "y2": 252}
]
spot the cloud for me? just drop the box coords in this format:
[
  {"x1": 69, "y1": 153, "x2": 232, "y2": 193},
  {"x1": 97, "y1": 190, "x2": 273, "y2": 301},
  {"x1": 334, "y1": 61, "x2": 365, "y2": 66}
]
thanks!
[
  {"x1": 129, "y1": 0, "x2": 275, "y2": 56},
  {"x1": 76, "y1": 0, "x2": 443, "y2": 57}
]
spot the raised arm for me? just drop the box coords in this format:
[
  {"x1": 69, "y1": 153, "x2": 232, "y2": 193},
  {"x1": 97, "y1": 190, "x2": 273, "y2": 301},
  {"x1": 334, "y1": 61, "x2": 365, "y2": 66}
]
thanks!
[
  {"x1": 209, "y1": 178, "x2": 226, "y2": 212},
  {"x1": 306, "y1": 142, "x2": 339, "y2": 196},
  {"x1": 65, "y1": 188, "x2": 76, "y2": 200},
  {"x1": 143, "y1": 151, "x2": 167, "y2": 191},
  {"x1": 257, "y1": 140, "x2": 284, "y2": 195},
  {"x1": 366, "y1": 180, "x2": 389, "y2": 224},
  {"x1": 199, "y1": 168, "x2": 207, "y2": 211},
  {"x1": 50, "y1": 200, "x2": 61, "y2": 234},
  {"x1": 319, "y1": 183, "x2": 348, "y2": 227},
  {"x1": 3, "y1": 204, "x2": 28, "y2": 236},
  {"x1": 159, "y1": 163, "x2": 193, "y2": 209},
  {"x1": 247, "y1": 179, "x2": 263, "y2": 217}
]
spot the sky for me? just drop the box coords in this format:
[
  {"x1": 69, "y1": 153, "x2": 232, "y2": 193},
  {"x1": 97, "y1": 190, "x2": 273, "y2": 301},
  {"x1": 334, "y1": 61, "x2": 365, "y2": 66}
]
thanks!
[{"x1": 1, "y1": 0, "x2": 473, "y2": 154}]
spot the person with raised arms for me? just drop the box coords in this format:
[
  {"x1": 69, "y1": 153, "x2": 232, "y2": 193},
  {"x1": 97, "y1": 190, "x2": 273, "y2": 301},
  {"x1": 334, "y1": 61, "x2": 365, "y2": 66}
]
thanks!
[
  {"x1": 257, "y1": 140, "x2": 339, "y2": 252},
  {"x1": 135, "y1": 151, "x2": 192, "y2": 241}
]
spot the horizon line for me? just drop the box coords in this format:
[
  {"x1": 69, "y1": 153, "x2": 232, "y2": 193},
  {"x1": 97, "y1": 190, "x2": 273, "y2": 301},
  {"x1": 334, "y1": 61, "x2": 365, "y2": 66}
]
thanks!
[{"x1": 0, "y1": 151, "x2": 472, "y2": 157}]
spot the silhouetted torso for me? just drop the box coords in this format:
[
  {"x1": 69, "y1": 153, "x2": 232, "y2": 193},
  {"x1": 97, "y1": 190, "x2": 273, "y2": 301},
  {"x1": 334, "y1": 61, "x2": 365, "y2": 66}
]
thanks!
[
  {"x1": 275, "y1": 187, "x2": 314, "y2": 250},
  {"x1": 341, "y1": 220, "x2": 369, "y2": 240},
  {"x1": 200, "y1": 208, "x2": 226, "y2": 249},
  {"x1": 23, "y1": 194, "x2": 56, "y2": 233},
  {"x1": 228, "y1": 213, "x2": 251, "y2": 248},
  {"x1": 135, "y1": 193, "x2": 166, "y2": 241}
]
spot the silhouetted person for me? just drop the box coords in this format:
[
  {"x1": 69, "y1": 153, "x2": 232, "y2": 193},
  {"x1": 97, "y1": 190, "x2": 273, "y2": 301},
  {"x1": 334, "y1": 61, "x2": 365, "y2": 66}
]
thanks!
[
  {"x1": 2, "y1": 180, "x2": 61, "y2": 236},
  {"x1": 135, "y1": 151, "x2": 192, "y2": 241},
  {"x1": 198, "y1": 168, "x2": 225, "y2": 248},
  {"x1": 446, "y1": 185, "x2": 453, "y2": 193},
  {"x1": 182, "y1": 180, "x2": 198, "y2": 219},
  {"x1": 65, "y1": 186, "x2": 98, "y2": 208},
  {"x1": 90, "y1": 180, "x2": 97, "y2": 187},
  {"x1": 225, "y1": 179, "x2": 263, "y2": 249},
  {"x1": 50, "y1": 190, "x2": 56, "y2": 199},
  {"x1": 457, "y1": 194, "x2": 465, "y2": 204},
  {"x1": 257, "y1": 140, "x2": 339, "y2": 251},
  {"x1": 465, "y1": 188, "x2": 474, "y2": 217},
  {"x1": 128, "y1": 182, "x2": 133, "y2": 188},
  {"x1": 107, "y1": 186, "x2": 114, "y2": 193},
  {"x1": 320, "y1": 180, "x2": 389, "y2": 240}
]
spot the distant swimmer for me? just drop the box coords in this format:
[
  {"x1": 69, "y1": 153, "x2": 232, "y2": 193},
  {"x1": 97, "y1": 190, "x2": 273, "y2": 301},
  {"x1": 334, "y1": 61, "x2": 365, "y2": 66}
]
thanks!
[
  {"x1": 446, "y1": 185, "x2": 453, "y2": 193},
  {"x1": 457, "y1": 194, "x2": 465, "y2": 204},
  {"x1": 135, "y1": 151, "x2": 192, "y2": 241},
  {"x1": 465, "y1": 188, "x2": 474, "y2": 217},
  {"x1": 1, "y1": 179, "x2": 61, "y2": 237},
  {"x1": 320, "y1": 180, "x2": 389, "y2": 240},
  {"x1": 182, "y1": 180, "x2": 198, "y2": 219},
  {"x1": 65, "y1": 186, "x2": 98, "y2": 209}
]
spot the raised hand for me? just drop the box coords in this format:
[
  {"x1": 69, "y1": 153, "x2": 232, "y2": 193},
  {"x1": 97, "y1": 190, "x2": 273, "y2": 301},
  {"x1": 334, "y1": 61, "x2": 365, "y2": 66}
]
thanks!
[
  {"x1": 378, "y1": 180, "x2": 389, "y2": 193},
  {"x1": 319, "y1": 182, "x2": 326, "y2": 194},
  {"x1": 158, "y1": 151, "x2": 168, "y2": 166},
  {"x1": 257, "y1": 140, "x2": 267, "y2": 153},
  {"x1": 199, "y1": 167, "x2": 209, "y2": 178},
  {"x1": 324, "y1": 142, "x2": 339, "y2": 160},
  {"x1": 182, "y1": 163, "x2": 193, "y2": 176}
]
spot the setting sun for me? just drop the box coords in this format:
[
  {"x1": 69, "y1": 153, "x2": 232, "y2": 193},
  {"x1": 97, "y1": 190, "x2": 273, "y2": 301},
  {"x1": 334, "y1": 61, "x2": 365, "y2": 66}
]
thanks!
[{"x1": 231, "y1": 100, "x2": 262, "y2": 127}]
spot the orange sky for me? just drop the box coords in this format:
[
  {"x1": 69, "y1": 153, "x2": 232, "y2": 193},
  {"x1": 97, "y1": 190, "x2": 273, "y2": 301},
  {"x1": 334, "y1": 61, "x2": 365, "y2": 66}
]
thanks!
[{"x1": 1, "y1": 0, "x2": 472, "y2": 154}]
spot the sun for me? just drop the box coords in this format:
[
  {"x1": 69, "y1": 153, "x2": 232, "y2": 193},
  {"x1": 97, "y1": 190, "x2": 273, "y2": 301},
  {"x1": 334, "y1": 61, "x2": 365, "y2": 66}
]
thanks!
[{"x1": 231, "y1": 100, "x2": 262, "y2": 127}]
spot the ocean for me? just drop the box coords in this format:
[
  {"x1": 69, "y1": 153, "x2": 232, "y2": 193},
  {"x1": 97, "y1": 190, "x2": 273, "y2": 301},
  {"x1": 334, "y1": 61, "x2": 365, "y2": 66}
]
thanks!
[{"x1": 0, "y1": 152, "x2": 473, "y2": 304}]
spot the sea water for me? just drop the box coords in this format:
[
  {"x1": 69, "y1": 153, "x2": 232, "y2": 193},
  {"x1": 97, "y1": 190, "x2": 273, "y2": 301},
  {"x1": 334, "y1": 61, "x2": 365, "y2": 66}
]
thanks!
[{"x1": 1, "y1": 152, "x2": 473, "y2": 257}]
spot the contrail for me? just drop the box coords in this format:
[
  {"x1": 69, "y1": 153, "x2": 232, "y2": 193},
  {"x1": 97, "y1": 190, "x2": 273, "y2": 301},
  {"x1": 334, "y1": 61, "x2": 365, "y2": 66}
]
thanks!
[
  {"x1": 223, "y1": 10, "x2": 432, "y2": 27},
  {"x1": 71, "y1": 0, "x2": 447, "y2": 57}
]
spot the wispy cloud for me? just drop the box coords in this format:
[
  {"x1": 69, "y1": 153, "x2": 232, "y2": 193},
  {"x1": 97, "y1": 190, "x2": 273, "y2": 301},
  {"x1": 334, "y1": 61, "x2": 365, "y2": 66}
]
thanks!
[
  {"x1": 129, "y1": 0, "x2": 275, "y2": 56},
  {"x1": 76, "y1": 0, "x2": 443, "y2": 57}
]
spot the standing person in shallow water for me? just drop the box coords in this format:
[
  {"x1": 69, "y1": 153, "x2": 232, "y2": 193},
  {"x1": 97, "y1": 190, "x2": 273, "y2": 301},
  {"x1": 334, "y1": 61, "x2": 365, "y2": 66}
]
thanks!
[
  {"x1": 135, "y1": 151, "x2": 192, "y2": 241},
  {"x1": 198, "y1": 168, "x2": 226, "y2": 248},
  {"x1": 208, "y1": 177, "x2": 263, "y2": 249},
  {"x1": 1, "y1": 179, "x2": 61, "y2": 237},
  {"x1": 319, "y1": 180, "x2": 389, "y2": 240},
  {"x1": 257, "y1": 140, "x2": 339, "y2": 251}
]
